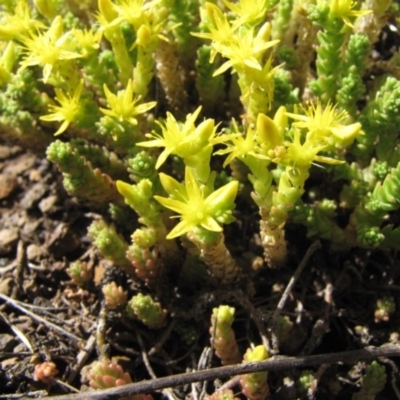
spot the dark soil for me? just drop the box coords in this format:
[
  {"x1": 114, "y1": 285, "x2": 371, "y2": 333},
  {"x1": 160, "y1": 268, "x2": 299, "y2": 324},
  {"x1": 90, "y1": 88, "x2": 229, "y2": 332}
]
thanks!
[{"x1": 1, "y1": 141, "x2": 400, "y2": 400}]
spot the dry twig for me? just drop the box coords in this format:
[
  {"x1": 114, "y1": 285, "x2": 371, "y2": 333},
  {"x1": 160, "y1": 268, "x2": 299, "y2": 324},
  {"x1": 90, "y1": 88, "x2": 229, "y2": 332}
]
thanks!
[
  {"x1": 148, "y1": 320, "x2": 176, "y2": 356},
  {"x1": 272, "y1": 241, "x2": 321, "y2": 327},
  {"x1": 136, "y1": 331, "x2": 178, "y2": 400},
  {"x1": 0, "y1": 310, "x2": 34, "y2": 352},
  {"x1": 0, "y1": 390, "x2": 48, "y2": 399},
  {"x1": 271, "y1": 240, "x2": 321, "y2": 351},
  {"x1": 95, "y1": 302, "x2": 109, "y2": 359},
  {"x1": 48, "y1": 343, "x2": 400, "y2": 400},
  {"x1": 0, "y1": 293, "x2": 82, "y2": 344},
  {"x1": 13, "y1": 240, "x2": 27, "y2": 297},
  {"x1": 67, "y1": 334, "x2": 97, "y2": 384}
]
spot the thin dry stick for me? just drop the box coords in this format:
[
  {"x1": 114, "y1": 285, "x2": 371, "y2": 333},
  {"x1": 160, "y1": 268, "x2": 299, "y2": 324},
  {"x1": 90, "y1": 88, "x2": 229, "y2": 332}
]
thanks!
[
  {"x1": 0, "y1": 352, "x2": 32, "y2": 359},
  {"x1": 190, "y1": 354, "x2": 200, "y2": 400},
  {"x1": 136, "y1": 332, "x2": 157, "y2": 379},
  {"x1": 0, "y1": 310, "x2": 34, "y2": 352},
  {"x1": 67, "y1": 334, "x2": 97, "y2": 384},
  {"x1": 165, "y1": 340, "x2": 198, "y2": 367},
  {"x1": 136, "y1": 331, "x2": 178, "y2": 400},
  {"x1": 96, "y1": 302, "x2": 109, "y2": 359},
  {"x1": 0, "y1": 294, "x2": 82, "y2": 344},
  {"x1": 0, "y1": 391, "x2": 48, "y2": 399},
  {"x1": 108, "y1": 337, "x2": 140, "y2": 357},
  {"x1": 148, "y1": 320, "x2": 176, "y2": 356},
  {"x1": 0, "y1": 261, "x2": 16, "y2": 276},
  {"x1": 271, "y1": 240, "x2": 321, "y2": 327},
  {"x1": 191, "y1": 381, "x2": 199, "y2": 400},
  {"x1": 16, "y1": 303, "x2": 69, "y2": 312},
  {"x1": 23, "y1": 304, "x2": 75, "y2": 326},
  {"x1": 197, "y1": 346, "x2": 213, "y2": 400},
  {"x1": 54, "y1": 379, "x2": 81, "y2": 394},
  {"x1": 300, "y1": 316, "x2": 330, "y2": 356},
  {"x1": 270, "y1": 241, "x2": 321, "y2": 352},
  {"x1": 382, "y1": 358, "x2": 400, "y2": 399},
  {"x1": 48, "y1": 344, "x2": 400, "y2": 400},
  {"x1": 235, "y1": 292, "x2": 271, "y2": 353},
  {"x1": 216, "y1": 375, "x2": 241, "y2": 392},
  {"x1": 13, "y1": 240, "x2": 27, "y2": 297},
  {"x1": 308, "y1": 363, "x2": 329, "y2": 399}
]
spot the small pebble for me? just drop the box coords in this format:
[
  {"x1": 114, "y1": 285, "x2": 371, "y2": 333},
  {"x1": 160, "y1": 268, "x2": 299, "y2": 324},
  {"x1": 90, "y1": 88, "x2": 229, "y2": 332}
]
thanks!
[{"x1": 0, "y1": 174, "x2": 17, "y2": 200}]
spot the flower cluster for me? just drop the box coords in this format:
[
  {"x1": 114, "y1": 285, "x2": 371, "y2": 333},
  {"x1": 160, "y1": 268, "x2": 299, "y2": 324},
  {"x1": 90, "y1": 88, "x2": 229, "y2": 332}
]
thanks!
[
  {"x1": 137, "y1": 106, "x2": 216, "y2": 172},
  {"x1": 100, "y1": 79, "x2": 156, "y2": 128},
  {"x1": 1, "y1": 1, "x2": 400, "y2": 397},
  {"x1": 193, "y1": 1, "x2": 280, "y2": 119},
  {"x1": 20, "y1": 16, "x2": 82, "y2": 83},
  {"x1": 40, "y1": 80, "x2": 84, "y2": 135}
]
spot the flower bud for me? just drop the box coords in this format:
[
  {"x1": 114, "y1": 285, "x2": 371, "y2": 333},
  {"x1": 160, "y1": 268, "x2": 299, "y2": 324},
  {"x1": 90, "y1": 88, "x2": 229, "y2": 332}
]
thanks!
[
  {"x1": 257, "y1": 113, "x2": 284, "y2": 150},
  {"x1": 34, "y1": 0, "x2": 57, "y2": 21},
  {"x1": 256, "y1": 22, "x2": 271, "y2": 42},
  {"x1": 98, "y1": 0, "x2": 118, "y2": 23},
  {"x1": 137, "y1": 24, "x2": 152, "y2": 47}
]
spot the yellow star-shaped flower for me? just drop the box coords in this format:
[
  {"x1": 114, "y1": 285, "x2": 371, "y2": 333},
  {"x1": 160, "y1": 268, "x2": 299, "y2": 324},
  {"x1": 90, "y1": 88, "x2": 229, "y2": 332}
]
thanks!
[
  {"x1": 40, "y1": 80, "x2": 84, "y2": 135},
  {"x1": 155, "y1": 168, "x2": 238, "y2": 239},
  {"x1": 328, "y1": 0, "x2": 371, "y2": 28},
  {"x1": 20, "y1": 16, "x2": 82, "y2": 82},
  {"x1": 100, "y1": 79, "x2": 156, "y2": 127},
  {"x1": 286, "y1": 100, "x2": 362, "y2": 149},
  {"x1": 137, "y1": 106, "x2": 216, "y2": 169}
]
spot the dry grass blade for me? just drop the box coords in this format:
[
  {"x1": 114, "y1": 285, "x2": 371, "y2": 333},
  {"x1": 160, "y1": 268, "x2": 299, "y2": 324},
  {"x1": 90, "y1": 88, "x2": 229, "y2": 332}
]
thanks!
[{"x1": 0, "y1": 310, "x2": 34, "y2": 352}]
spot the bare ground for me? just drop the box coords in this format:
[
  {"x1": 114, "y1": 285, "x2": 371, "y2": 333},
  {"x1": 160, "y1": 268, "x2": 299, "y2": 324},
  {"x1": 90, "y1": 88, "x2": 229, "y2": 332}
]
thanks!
[{"x1": 1, "y1": 141, "x2": 400, "y2": 399}]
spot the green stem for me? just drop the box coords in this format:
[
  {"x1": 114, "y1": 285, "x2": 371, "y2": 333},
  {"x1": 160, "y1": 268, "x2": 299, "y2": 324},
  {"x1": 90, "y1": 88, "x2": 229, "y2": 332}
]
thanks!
[{"x1": 103, "y1": 26, "x2": 132, "y2": 86}]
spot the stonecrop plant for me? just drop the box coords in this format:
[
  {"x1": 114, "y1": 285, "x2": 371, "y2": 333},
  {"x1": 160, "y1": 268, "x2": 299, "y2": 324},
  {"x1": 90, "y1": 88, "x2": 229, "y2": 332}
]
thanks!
[{"x1": 1, "y1": 0, "x2": 400, "y2": 398}]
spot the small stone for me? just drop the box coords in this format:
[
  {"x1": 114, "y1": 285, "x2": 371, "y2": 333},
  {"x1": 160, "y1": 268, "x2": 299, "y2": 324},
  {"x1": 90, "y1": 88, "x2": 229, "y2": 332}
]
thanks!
[
  {"x1": 20, "y1": 182, "x2": 48, "y2": 210},
  {"x1": 0, "y1": 145, "x2": 20, "y2": 160},
  {"x1": 13, "y1": 342, "x2": 30, "y2": 353},
  {"x1": 0, "y1": 174, "x2": 17, "y2": 200},
  {"x1": 27, "y1": 244, "x2": 44, "y2": 261},
  {"x1": 29, "y1": 169, "x2": 43, "y2": 182},
  {"x1": 1, "y1": 357, "x2": 19, "y2": 370},
  {"x1": 0, "y1": 228, "x2": 19, "y2": 255},
  {"x1": 0, "y1": 276, "x2": 13, "y2": 296},
  {"x1": 21, "y1": 218, "x2": 42, "y2": 240},
  {"x1": 0, "y1": 334, "x2": 17, "y2": 352},
  {"x1": 3, "y1": 153, "x2": 36, "y2": 176},
  {"x1": 47, "y1": 223, "x2": 80, "y2": 257},
  {"x1": 0, "y1": 145, "x2": 12, "y2": 160},
  {"x1": 39, "y1": 195, "x2": 58, "y2": 214}
]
